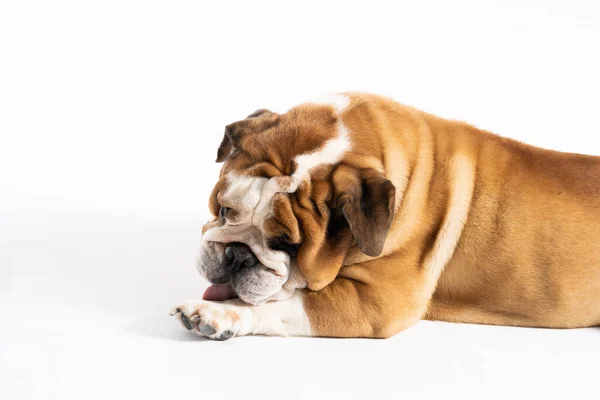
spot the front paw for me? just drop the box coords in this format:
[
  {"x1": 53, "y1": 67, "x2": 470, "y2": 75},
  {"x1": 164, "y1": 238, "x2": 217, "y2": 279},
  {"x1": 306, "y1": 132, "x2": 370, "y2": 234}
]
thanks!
[{"x1": 169, "y1": 300, "x2": 247, "y2": 340}]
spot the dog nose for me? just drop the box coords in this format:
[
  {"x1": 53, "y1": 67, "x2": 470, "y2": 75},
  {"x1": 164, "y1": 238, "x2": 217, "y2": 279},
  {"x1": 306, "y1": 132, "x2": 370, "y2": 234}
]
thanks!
[{"x1": 224, "y1": 242, "x2": 259, "y2": 273}]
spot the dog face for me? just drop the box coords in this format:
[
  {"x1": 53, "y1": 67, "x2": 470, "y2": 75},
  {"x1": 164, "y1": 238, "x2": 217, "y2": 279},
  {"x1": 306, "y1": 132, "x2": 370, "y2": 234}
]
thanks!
[
  {"x1": 198, "y1": 95, "x2": 397, "y2": 305},
  {"x1": 198, "y1": 172, "x2": 303, "y2": 305}
]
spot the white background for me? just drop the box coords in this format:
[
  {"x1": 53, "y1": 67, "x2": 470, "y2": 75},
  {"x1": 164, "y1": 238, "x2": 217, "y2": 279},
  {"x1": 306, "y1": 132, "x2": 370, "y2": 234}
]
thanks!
[{"x1": 1, "y1": 1, "x2": 599, "y2": 399}]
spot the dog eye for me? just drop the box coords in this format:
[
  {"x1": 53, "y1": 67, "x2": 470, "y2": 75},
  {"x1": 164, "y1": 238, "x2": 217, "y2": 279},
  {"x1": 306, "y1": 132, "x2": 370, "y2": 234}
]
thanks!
[{"x1": 219, "y1": 207, "x2": 230, "y2": 223}]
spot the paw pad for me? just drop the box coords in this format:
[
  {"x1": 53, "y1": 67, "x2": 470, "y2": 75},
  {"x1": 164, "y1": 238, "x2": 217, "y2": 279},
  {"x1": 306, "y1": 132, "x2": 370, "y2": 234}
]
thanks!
[{"x1": 170, "y1": 300, "x2": 242, "y2": 341}]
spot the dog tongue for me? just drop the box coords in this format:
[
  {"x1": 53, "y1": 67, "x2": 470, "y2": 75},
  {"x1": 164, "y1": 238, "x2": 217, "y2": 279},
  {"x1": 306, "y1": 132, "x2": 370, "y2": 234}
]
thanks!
[{"x1": 202, "y1": 283, "x2": 238, "y2": 301}]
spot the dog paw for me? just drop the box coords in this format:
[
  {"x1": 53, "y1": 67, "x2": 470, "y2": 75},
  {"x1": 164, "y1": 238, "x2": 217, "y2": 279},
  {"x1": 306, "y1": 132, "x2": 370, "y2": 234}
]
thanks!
[{"x1": 169, "y1": 300, "x2": 248, "y2": 340}]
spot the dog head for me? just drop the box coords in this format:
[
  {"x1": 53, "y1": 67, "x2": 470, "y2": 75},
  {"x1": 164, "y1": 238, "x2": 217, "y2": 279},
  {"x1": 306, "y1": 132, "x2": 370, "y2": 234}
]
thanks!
[{"x1": 198, "y1": 94, "x2": 396, "y2": 305}]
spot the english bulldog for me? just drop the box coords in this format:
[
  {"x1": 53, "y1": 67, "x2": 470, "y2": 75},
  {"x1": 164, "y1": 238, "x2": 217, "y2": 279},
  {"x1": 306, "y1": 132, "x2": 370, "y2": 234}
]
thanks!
[{"x1": 170, "y1": 93, "x2": 600, "y2": 340}]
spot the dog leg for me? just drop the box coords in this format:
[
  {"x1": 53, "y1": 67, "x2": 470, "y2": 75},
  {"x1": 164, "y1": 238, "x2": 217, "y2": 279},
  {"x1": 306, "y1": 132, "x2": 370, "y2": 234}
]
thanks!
[
  {"x1": 171, "y1": 260, "x2": 433, "y2": 339},
  {"x1": 170, "y1": 294, "x2": 311, "y2": 340}
]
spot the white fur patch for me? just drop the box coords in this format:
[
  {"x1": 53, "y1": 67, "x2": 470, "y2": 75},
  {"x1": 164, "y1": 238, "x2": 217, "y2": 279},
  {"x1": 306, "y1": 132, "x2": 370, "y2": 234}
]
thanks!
[
  {"x1": 283, "y1": 93, "x2": 352, "y2": 189},
  {"x1": 171, "y1": 292, "x2": 312, "y2": 338},
  {"x1": 292, "y1": 121, "x2": 351, "y2": 184},
  {"x1": 423, "y1": 154, "x2": 475, "y2": 287},
  {"x1": 222, "y1": 173, "x2": 268, "y2": 225},
  {"x1": 245, "y1": 292, "x2": 311, "y2": 336},
  {"x1": 305, "y1": 93, "x2": 351, "y2": 115}
]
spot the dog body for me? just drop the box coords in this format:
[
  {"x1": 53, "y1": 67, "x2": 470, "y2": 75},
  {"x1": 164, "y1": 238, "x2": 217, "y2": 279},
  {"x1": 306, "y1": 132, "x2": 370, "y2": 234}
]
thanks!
[{"x1": 171, "y1": 93, "x2": 600, "y2": 339}]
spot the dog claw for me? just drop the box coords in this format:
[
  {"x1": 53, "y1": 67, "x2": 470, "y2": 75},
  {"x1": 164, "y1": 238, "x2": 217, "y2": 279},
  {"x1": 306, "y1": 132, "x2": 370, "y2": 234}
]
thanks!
[
  {"x1": 168, "y1": 307, "x2": 180, "y2": 316},
  {"x1": 216, "y1": 330, "x2": 234, "y2": 341},
  {"x1": 199, "y1": 324, "x2": 217, "y2": 335},
  {"x1": 181, "y1": 314, "x2": 193, "y2": 330}
]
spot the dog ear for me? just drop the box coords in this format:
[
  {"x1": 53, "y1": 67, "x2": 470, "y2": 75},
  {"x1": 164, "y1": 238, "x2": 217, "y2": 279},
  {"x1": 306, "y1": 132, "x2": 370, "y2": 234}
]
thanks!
[
  {"x1": 334, "y1": 166, "x2": 396, "y2": 257},
  {"x1": 216, "y1": 109, "x2": 279, "y2": 162},
  {"x1": 292, "y1": 167, "x2": 395, "y2": 291},
  {"x1": 216, "y1": 133, "x2": 234, "y2": 163}
]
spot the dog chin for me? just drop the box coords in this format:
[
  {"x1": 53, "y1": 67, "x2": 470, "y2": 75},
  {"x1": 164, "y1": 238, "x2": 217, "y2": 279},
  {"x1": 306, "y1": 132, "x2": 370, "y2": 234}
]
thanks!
[
  {"x1": 201, "y1": 265, "x2": 286, "y2": 305},
  {"x1": 230, "y1": 266, "x2": 286, "y2": 305}
]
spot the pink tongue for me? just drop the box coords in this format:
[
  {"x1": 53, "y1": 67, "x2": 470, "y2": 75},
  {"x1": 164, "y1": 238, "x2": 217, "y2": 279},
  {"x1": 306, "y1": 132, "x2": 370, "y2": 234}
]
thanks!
[{"x1": 202, "y1": 283, "x2": 238, "y2": 301}]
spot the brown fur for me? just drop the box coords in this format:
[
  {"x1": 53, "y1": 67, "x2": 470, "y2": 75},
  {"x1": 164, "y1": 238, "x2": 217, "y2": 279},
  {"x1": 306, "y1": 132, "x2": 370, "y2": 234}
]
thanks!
[{"x1": 210, "y1": 93, "x2": 600, "y2": 338}]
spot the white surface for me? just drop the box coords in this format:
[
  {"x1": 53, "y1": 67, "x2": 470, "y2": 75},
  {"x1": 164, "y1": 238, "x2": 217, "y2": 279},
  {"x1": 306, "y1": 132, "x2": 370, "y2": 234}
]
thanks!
[
  {"x1": 1, "y1": 1, "x2": 600, "y2": 399},
  {"x1": 2, "y1": 214, "x2": 599, "y2": 399}
]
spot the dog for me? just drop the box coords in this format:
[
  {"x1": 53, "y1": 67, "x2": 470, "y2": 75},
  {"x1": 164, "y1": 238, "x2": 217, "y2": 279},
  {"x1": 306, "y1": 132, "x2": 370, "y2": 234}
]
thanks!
[{"x1": 170, "y1": 93, "x2": 600, "y2": 340}]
